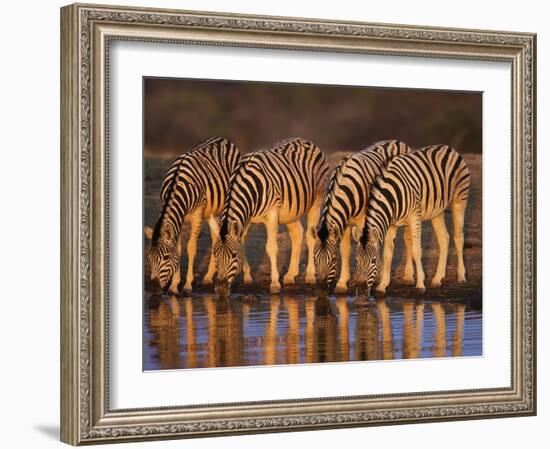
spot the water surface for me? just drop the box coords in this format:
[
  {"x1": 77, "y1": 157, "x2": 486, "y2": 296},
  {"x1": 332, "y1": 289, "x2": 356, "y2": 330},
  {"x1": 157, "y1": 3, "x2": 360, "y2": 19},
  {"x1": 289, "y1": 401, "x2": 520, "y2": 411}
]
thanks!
[{"x1": 143, "y1": 294, "x2": 482, "y2": 370}]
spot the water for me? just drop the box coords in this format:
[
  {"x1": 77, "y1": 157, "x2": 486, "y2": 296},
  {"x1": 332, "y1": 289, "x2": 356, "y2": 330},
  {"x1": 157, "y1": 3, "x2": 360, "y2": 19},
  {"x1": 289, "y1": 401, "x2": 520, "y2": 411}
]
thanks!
[{"x1": 143, "y1": 294, "x2": 482, "y2": 370}]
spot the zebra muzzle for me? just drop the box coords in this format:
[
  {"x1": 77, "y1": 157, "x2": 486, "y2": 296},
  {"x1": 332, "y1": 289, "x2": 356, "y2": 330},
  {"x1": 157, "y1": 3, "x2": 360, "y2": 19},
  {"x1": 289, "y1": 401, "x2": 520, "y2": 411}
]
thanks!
[
  {"x1": 215, "y1": 279, "x2": 230, "y2": 297},
  {"x1": 150, "y1": 276, "x2": 162, "y2": 291},
  {"x1": 355, "y1": 283, "x2": 370, "y2": 299},
  {"x1": 316, "y1": 286, "x2": 329, "y2": 298}
]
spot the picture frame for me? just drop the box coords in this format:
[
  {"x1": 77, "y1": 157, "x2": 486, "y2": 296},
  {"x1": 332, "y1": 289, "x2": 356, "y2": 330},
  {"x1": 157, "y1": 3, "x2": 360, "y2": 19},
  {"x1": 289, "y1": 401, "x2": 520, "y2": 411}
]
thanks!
[{"x1": 60, "y1": 2, "x2": 536, "y2": 445}]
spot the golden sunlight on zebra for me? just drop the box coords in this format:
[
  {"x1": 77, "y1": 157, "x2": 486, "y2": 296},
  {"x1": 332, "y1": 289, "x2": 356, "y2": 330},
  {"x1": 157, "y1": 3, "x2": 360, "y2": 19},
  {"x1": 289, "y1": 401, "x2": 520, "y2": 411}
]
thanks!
[
  {"x1": 144, "y1": 137, "x2": 241, "y2": 294},
  {"x1": 310, "y1": 140, "x2": 413, "y2": 294},
  {"x1": 352, "y1": 145, "x2": 470, "y2": 300},
  {"x1": 145, "y1": 138, "x2": 471, "y2": 301},
  {"x1": 213, "y1": 137, "x2": 329, "y2": 295}
]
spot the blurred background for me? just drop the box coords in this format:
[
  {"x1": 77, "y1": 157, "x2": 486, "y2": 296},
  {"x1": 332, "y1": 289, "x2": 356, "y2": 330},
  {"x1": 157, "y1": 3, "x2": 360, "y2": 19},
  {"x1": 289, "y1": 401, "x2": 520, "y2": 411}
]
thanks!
[{"x1": 144, "y1": 77, "x2": 481, "y2": 157}]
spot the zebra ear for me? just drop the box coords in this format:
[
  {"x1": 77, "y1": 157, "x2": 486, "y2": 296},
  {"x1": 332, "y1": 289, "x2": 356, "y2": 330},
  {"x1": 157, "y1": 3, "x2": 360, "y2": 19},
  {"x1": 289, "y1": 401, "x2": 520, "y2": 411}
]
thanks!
[
  {"x1": 229, "y1": 221, "x2": 242, "y2": 238},
  {"x1": 144, "y1": 226, "x2": 153, "y2": 240},
  {"x1": 309, "y1": 226, "x2": 318, "y2": 240},
  {"x1": 328, "y1": 226, "x2": 340, "y2": 239},
  {"x1": 351, "y1": 226, "x2": 362, "y2": 243},
  {"x1": 369, "y1": 227, "x2": 381, "y2": 244}
]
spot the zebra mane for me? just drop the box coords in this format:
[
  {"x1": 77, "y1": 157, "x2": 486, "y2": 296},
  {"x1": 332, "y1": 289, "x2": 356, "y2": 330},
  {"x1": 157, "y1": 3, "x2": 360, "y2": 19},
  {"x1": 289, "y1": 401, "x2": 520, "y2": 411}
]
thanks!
[
  {"x1": 361, "y1": 174, "x2": 391, "y2": 247},
  {"x1": 220, "y1": 215, "x2": 229, "y2": 242},
  {"x1": 359, "y1": 223, "x2": 369, "y2": 247},
  {"x1": 272, "y1": 136, "x2": 309, "y2": 149},
  {"x1": 317, "y1": 220, "x2": 330, "y2": 243},
  {"x1": 152, "y1": 154, "x2": 190, "y2": 245},
  {"x1": 317, "y1": 153, "x2": 354, "y2": 240},
  {"x1": 155, "y1": 137, "x2": 232, "y2": 245},
  {"x1": 324, "y1": 153, "x2": 352, "y2": 197},
  {"x1": 219, "y1": 220, "x2": 229, "y2": 241},
  {"x1": 219, "y1": 154, "x2": 256, "y2": 241},
  {"x1": 188, "y1": 136, "x2": 225, "y2": 153},
  {"x1": 151, "y1": 215, "x2": 165, "y2": 245},
  {"x1": 151, "y1": 204, "x2": 176, "y2": 245}
]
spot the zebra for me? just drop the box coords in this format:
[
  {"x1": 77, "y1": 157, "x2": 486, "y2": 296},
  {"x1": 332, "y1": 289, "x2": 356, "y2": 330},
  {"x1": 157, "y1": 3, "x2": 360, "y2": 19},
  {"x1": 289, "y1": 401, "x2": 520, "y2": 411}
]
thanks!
[
  {"x1": 310, "y1": 140, "x2": 413, "y2": 293},
  {"x1": 214, "y1": 137, "x2": 330, "y2": 295},
  {"x1": 144, "y1": 137, "x2": 241, "y2": 294},
  {"x1": 352, "y1": 144, "x2": 470, "y2": 298}
]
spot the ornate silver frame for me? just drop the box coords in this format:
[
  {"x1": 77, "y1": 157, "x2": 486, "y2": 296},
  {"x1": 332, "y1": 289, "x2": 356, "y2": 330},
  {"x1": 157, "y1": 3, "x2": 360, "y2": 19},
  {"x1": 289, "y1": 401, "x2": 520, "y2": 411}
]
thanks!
[{"x1": 60, "y1": 3, "x2": 536, "y2": 445}]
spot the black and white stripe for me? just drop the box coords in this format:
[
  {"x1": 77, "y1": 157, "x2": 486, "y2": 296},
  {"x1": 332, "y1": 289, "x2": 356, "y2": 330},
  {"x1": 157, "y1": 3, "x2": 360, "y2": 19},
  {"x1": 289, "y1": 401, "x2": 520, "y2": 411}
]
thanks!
[
  {"x1": 214, "y1": 137, "x2": 330, "y2": 295},
  {"x1": 311, "y1": 140, "x2": 412, "y2": 293},
  {"x1": 353, "y1": 144, "x2": 470, "y2": 297},
  {"x1": 146, "y1": 137, "x2": 240, "y2": 293}
]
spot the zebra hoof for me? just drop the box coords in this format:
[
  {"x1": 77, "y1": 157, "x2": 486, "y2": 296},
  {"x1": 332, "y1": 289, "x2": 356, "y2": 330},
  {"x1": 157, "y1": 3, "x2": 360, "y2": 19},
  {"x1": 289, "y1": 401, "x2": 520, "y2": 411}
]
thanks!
[
  {"x1": 403, "y1": 277, "x2": 415, "y2": 285},
  {"x1": 202, "y1": 278, "x2": 213, "y2": 285},
  {"x1": 416, "y1": 286, "x2": 426, "y2": 293},
  {"x1": 283, "y1": 275, "x2": 296, "y2": 285},
  {"x1": 431, "y1": 279, "x2": 442, "y2": 288},
  {"x1": 269, "y1": 282, "x2": 281, "y2": 293},
  {"x1": 304, "y1": 275, "x2": 316, "y2": 285},
  {"x1": 457, "y1": 275, "x2": 466, "y2": 284},
  {"x1": 243, "y1": 276, "x2": 253, "y2": 285},
  {"x1": 334, "y1": 285, "x2": 348, "y2": 294}
]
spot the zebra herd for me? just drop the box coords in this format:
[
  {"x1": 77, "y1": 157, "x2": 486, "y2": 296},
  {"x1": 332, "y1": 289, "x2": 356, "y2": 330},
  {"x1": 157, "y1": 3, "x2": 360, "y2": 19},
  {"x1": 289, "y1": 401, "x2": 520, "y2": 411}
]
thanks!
[{"x1": 145, "y1": 136, "x2": 470, "y2": 299}]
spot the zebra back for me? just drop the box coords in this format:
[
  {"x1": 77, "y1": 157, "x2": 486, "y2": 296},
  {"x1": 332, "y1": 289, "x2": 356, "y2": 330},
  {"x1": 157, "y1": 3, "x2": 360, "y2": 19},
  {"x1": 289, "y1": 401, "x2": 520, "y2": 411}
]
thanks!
[
  {"x1": 362, "y1": 144, "x2": 470, "y2": 246},
  {"x1": 318, "y1": 139, "x2": 411, "y2": 240},
  {"x1": 220, "y1": 137, "x2": 329, "y2": 239},
  {"x1": 152, "y1": 137, "x2": 240, "y2": 245}
]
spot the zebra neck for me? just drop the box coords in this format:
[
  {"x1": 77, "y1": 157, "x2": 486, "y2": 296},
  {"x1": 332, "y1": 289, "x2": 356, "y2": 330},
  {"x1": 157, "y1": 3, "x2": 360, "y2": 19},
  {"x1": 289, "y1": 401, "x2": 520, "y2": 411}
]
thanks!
[
  {"x1": 221, "y1": 188, "x2": 253, "y2": 236},
  {"x1": 365, "y1": 212, "x2": 390, "y2": 247},
  {"x1": 219, "y1": 212, "x2": 250, "y2": 242},
  {"x1": 317, "y1": 216, "x2": 345, "y2": 244},
  {"x1": 152, "y1": 201, "x2": 186, "y2": 246},
  {"x1": 320, "y1": 201, "x2": 354, "y2": 239}
]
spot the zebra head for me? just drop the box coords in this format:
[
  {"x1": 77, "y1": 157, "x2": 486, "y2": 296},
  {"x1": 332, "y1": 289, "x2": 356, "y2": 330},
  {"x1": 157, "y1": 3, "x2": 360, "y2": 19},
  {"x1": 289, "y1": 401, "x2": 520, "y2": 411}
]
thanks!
[
  {"x1": 146, "y1": 224, "x2": 179, "y2": 291},
  {"x1": 310, "y1": 223, "x2": 340, "y2": 293},
  {"x1": 352, "y1": 225, "x2": 382, "y2": 299},
  {"x1": 214, "y1": 220, "x2": 244, "y2": 296}
]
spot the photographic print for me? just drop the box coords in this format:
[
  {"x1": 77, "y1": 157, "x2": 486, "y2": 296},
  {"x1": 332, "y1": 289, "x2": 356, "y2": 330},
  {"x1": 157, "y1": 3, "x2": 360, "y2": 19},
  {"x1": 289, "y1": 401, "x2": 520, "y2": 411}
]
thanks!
[
  {"x1": 143, "y1": 78, "x2": 482, "y2": 370},
  {"x1": 61, "y1": 4, "x2": 535, "y2": 443}
]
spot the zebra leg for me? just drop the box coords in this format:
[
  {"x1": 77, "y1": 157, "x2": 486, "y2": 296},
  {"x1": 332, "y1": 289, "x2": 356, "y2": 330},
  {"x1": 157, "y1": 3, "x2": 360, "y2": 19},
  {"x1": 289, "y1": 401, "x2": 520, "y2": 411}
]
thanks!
[
  {"x1": 335, "y1": 226, "x2": 352, "y2": 293},
  {"x1": 242, "y1": 224, "x2": 253, "y2": 284},
  {"x1": 451, "y1": 199, "x2": 468, "y2": 283},
  {"x1": 265, "y1": 211, "x2": 281, "y2": 293},
  {"x1": 409, "y1": 216, "x2": 426, "y2": 292},
  {"x1": 430, "y1": 213, "x2": 450, "y2": 287},
  {"x1": 183, "y1": 211, "x2": 203, "y2": 293},
  {"x1": 202, "y1": 216, "x2": 219, "y2": 285},
  {"x1": 168, "y1": 230, "x2": 184, "y2": 294},
  {"x1": 403, "y1": 226, "x2": 415, "y2": 285},
  {"x1": 283, "y1": 220, "x2": 303, "y2": 285},
  {"x1": 376, "y1": 225, "x2": 397, "y2": 293},
  {"x1": 305, "y1": 193, "x2": 323, "y2": 284}
]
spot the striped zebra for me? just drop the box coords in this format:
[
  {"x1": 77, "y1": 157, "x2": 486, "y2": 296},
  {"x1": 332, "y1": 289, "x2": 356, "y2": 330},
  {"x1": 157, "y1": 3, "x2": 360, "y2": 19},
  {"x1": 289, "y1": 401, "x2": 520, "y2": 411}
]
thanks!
[
  {"x1": 214, "y1": 137, "x2": 330, "y2": 295},
  {"x1": 352, "y1": 145, "x2": 470, "y2": 297},
  {"x1": 310, "y1": 140, "x2": 413, "y2": 293},
  {"x1": 144, "y1": 137, "x2": 241, "y2": 294}
]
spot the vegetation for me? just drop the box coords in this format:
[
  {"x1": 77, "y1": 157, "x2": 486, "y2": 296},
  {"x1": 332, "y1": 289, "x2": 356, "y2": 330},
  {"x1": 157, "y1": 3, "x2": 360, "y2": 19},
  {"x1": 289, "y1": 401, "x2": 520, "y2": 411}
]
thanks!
[{"x1": 144, "y1": 78, "x2": 481, "y2": 157}]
